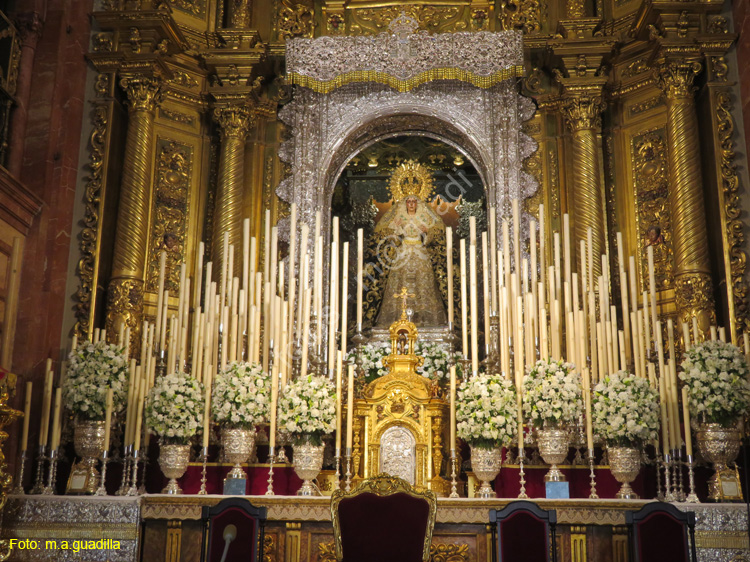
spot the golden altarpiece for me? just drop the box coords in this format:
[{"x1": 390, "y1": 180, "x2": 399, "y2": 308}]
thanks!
[
  {"x1": 350, "y1": 289, "x2": 450, "y2": 495},
  {"x1": 0, "y1": 1, "x2": 749, "y2": 562}
]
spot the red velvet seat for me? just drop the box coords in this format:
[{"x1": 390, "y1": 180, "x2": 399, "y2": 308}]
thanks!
[
  {"x1": 489, "y1": 501, "x2": 557, "y2": 562},
  {"x1": 331, "y1": 474, "x2": 437, "y2": 562},
  {"x1": 201, "y1": 498, "x2": 267, "y2": 562},
  {"x1": 625, "y1": 503, "x2": 696, "y2": 562}
]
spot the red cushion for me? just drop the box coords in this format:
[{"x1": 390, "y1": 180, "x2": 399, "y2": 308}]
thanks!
[
  {"x1": 207, "y1": 507, "x2": 258, "y2": 562},
  {"x1": 636, "y1": 512, "x2": 688, "y2": 562},
  {"x1": 499, "y1": 511, "x2": 549, "y2": 562},
  {"x1": 338, "y1": 492, "x2": 430, "y2": 562}
]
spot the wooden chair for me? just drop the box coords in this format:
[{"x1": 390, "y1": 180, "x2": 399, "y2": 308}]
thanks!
[
  {"x1": 626, "y1": 502, "x2": 697, "y2": 562},
  {"x1": 331, "y1": 474, "x2": 437, "y2": 562},
  {"x1": 489, "y1": 501, "x2": 558, "y2": 562},
  {"x1": 200, "y1": 497, "x2": 267, "y2": 562}
]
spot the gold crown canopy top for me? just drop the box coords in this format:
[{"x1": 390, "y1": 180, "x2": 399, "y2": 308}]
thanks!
[{"x1": 389, "y1": 160, "x2": 434, "y2": 203}]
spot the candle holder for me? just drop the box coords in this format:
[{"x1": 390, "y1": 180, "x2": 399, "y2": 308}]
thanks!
[
  {"x1": 42, "y1": 449, "x2": 58, "y2": 495},
  {"x1": 664, "y1": 453, "x2": 676, "y2": 502},
  {"x1": 117, "y1": 445, "x2": 132, "y2": 496},
  {"x1": 11, "y1": 449, "x2": 27, "y2": 495},
  {"x1": 138, "y1": 447, "x2": 150, "y2": 495},
  {"x1": 199, "y1": 446, "x2": 208, "y2": 495},
  {"x1": 94, "y1": 450, "x2": 110, "y2": 496},
  {"x1": 482, "y1": 315, "x2": 501, "y2": 374},
  {"x1": 125, "y1": 449, "x2": 140, "y2": 496},
  {"x1": 31, "y1": 445, "x2": 47, "y2": 495},
  {"x1": 155, "y1": 349, "x2": 167, "y2": 379},
  {"x1": 265, "y1": 446, "x2": 275, "y2": 496},
  {"x1": 685, "y1": 454, "x2": 700, "y2": 503},
  {"x1": 675, "y1": 448, "x2": 686, "y2": 501},
  {"x1": 334, "y1": 448, "x2": 341, "y2": 492},
  {"x1": 587, "y1": 448, "x2": 599, "y2": 499},
  {"x1": 345, "y1": 447, "x2": 352, "y2": 492},
  {"x1": 459, "y1": 356, "x2": 472, "y2": 382},
  {"x1": 449, "y1": 450, "x2": 459, "y2": 498},
  {"x1": 517, "y1": 447, "x2": 528, "y2": 499}
]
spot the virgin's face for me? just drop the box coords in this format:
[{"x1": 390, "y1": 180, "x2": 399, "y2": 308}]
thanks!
[{"x1": 406, "y1": 198, "x2": 417, "y2": 214}]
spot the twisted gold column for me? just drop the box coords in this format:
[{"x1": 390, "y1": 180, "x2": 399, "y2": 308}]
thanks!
[
  {"x1": 212, "y1": 105, "x2": 253, "y2": 278},
  {"x1": 562, "y1": 94, "x2": 606, "y2": 280},
  {"x1": 658, "y1": 60, "x2": 715, "y2": 333},
  {"x1": 106, "y1": 75, "x2": 162, "y2": 342}
]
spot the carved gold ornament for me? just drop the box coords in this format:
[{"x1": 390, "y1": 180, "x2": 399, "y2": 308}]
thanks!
[{"x1": 389, "y1": 160, "x2": 434, "y2": 203}]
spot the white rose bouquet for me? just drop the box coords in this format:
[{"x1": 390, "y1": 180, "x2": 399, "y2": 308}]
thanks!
[
  {"x1": 211, "y1": 361, "x2": 270, "y2": 428},
  {"x1": 523, "y1": 358, "x2": 583, "y2": 428},
  {"x1": 278, "y1": 374, "x2": 336, "y2": 444},
  {"x1": 593, "y1": 371, "x2": 660, "y2": 446},
  {"x1": 457, "y1": 373, "x2": 518, "y2": 449},
  {"x1": 63, "y1": 341, "x2": 129, "y2": 420},
  {"x1": 680, "y1": 340, "x2": 750, "y2": 427},
  {"x1": 145, "y1": 372, "x2": 204, "y2": 443},
  {"x1": 347, "y1": 341, "x2": 391, "y2": 383}
]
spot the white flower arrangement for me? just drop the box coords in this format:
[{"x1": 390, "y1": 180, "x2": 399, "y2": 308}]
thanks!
[
  {"x1": 211, "y1": 361, "x2": 270, "y2": 428},
  {"x1": 523, "y1": 358, "x2": 583, "y2": 428},
  {"x1": 145, "y1": 372, "x2": 204, "y2": 443},
  {"x1": 593, "y1": 371, "x2": 660, "y2": 446},
  {"x1": 457, "y1": 373, "x2": 518, "y2": 448},
  {"x1": 63, "y1": 341, "x2": 129, "y2": 420},
  {"x1": 346, "y1": 340, "x2": 461, "y2": 383},
  {"x1": 680, "y1": 340, "x2": 750, "y2": 427},
  {"x1": 277, "y1": 374, "x2": 336, "y2": 442}
]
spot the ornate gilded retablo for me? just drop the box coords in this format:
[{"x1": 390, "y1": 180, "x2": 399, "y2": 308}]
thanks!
[{"x1": 381, "y1": 287, "x2": 425, "y2": 379}]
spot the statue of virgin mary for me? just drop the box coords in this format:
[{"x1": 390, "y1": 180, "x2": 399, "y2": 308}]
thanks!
[{"x1": 367, "y1": 161, "x2": 448, "y2": 328}]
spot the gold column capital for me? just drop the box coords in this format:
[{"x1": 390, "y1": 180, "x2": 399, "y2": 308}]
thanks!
[
  {"x1": 655, "y1": 59, "x2": 702, "y2": 99},
  {"x1": 561, "y1": 93, "x2": 605, "y2": 132},
  {"x1": 213, "y1": 104, "x2": 255, "y2": 140},
  {"x1": 119, "y1": 74, "x2": 164, "y2": 113}
]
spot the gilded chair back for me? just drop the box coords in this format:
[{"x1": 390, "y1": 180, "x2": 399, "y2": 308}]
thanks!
[{"x1": 330, "y1": 474, "x2": 437, "y2": 562}]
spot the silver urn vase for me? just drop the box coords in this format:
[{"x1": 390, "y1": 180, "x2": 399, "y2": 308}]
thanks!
[
  {"x1": 292, "y1": 437, "x2": 325, "y2": 496},
  {"x1": 159, "y1": 443, "x2": 191, "y2": 494},
  {"x1": 608, "y1": 446, "x2": 641, "y2": 499},
  {"x1": 73, "y1": 420, "x2": 106, "y2": 494},
  {"x1": 696, "y1": 423, "x2": 742, "y2": 501},
  {"x1": 222, "y1": 427, "x2": 256, "y2": 479},
  {"x1": 471, "y1": 446, "x2": 502, "y2": 498},
  {"x1": 537, "y1": 427, "x2": 569, "y2": 482}
]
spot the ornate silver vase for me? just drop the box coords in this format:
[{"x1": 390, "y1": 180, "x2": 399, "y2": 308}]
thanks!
[
  {"x1": 696, "y1": 423, "x2": 741, "y2": 501},
  {"x1": 222, "y1": 427, "x2": 256, "y2": 479},
  {"x1": 292, "y1": 438, "x2": 325, "y2": 496},
  {"x1": 537, "y1": 427, "x2": 569, "y2": 482},
  {"x1": 608, "y1": 446, "x2": 641, "y2": 499},
  {"x1": 73, "y1": 420, "x2": 106, "y2": 494},
  {"x1": 159, "y1": 443, "x2": 191, "y2": 494},
  {"x1": 471, "y1": 446, "x2": 502, "y2": 498}
]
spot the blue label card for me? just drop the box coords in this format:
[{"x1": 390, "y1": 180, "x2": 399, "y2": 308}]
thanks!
[
  {"x1": 223, "y1": 477, "x2": 247, "y2": 495},
  {"x1": 545, "y1": 481, "x2": 570, "y2": 499}
]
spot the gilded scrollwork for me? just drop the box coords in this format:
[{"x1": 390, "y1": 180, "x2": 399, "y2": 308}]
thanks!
[
  {"x1": 674, "y1": 272, "x2": 715, "y2": 329},
  {"x1": 499, "y1": 0, "x2": 542, "y2": 34},
  {"x1": 213, "y1": 105, "x2": 254, "y2": 139},
  {"x1": 170, "y1": 0, "x2": 206, "y2": 18},
  {"x1": 632, "y1": 130, "x2": 674, "y2": 291},
  {"x1": 75, "y1": 104, "x2": 109, "y2": 340},
  {"x1": 146, "y1": 140, "x2": 192, "y2": 295},
  {"x1": 318, "y1": 540, "x2": 469, "y2": 562},
  {"x1": 105, "y1": 278, "x2": 143, "y2": 349},
  {"x1": 349, "y1": 6, "x2": 466, "y2": 36},
  {"x1": 120, "y1": 74, "x2": 163, "y2": 113},
  {"x1": 276, "y1": 0, "x2": 314, "y2": 40},
  {"x1": 655, "y1": 60, "x2": 701, "y2": 100},
  {"x1": 561, "y1": 94, "x2": 605, "y2": 132},
  {"x1": 715, "y1": 90, "x2": 750, "y2": 335}
]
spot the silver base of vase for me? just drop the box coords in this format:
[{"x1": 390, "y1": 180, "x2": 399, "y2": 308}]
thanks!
[
  {"x1": 162, "y1": 478, "x2": 182, "y2": 494},
  {"x1": 544, "y1": 465, "x2": 565, "y2": 482}
]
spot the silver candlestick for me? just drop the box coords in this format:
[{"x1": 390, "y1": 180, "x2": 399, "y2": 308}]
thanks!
[
  {"x1": 31, "y1": 445, "x2": 46, "y2": 494},
  {"x1": 42, "y1": 449, "x2": 58, "y2": 495},
  {"x1": 117, "y1": 445, "x2": 132, "y2": 496},
  {"x1": 587, "y1": 448, "x2": 599, "y2": 499},
  {"x1": 334, "y1": 448, "x2": 341, "y2": 492},
  {"x1": 199, "y1": 446, "x2": 209, "y2": 495},
  {"x1": 449, "y1": 450, "x2": 459, "y2": 498},
  {"x1": 94, "y1": 450, "x2": 110, "y2": 496},
  {"x1": 663, "y1": 453, "x2": 676, "y2": 502},
  {"x1": 125, "y1": 449, "x2": 139, "y2": 496},
  {"x1": 345, "y1": 448, "x2": 352, "y2": 492},
  {"x1": 518, "y1": 447, "x2": 528, "y2": 499},
  {"x1": 11, "y1": 450, "x2": 27, "y2": 495},
  {"x1": 675, "y1": 448, "x2": 686, "y2": 501},
  {"x1": 265, "y1": 446, "x2": 275, "y2": 496}
]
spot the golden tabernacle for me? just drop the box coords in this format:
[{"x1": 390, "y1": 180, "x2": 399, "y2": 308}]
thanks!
[{"x1": 2, "y1": 1, "x2": 750, "y2": 561}]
